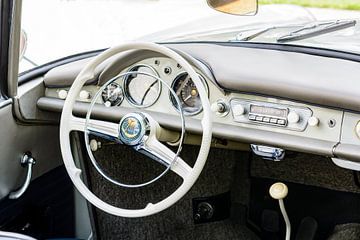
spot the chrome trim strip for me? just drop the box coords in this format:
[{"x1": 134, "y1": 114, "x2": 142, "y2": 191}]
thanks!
[{"x1": 0, "y1": 98, "x2": 13, "y2": 108}]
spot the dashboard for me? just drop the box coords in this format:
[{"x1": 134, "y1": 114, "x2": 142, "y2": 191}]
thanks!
[
  {"x1": 46, "y1": 57, "x2": 210, "y2": 117},
  {"x1": 36, "y1": 43, "x2": 360, "y2": 167}
]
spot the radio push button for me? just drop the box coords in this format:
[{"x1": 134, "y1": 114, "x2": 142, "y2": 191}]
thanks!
[
  {"x1": 255, "y1": 116, "x2": 263, "y2": 122},
  {"x1": 277, "y1": 119, "x2": 286, "y2": 125},
  {"x1": 248, "y1": 114, "x2": 256, "y2": 121},
  {"x1": 270, "y1": 118, "x2": 278, "y2": 124},
  {"x1": 263, "y1": 117, "x2": 270, "y2": 123}
]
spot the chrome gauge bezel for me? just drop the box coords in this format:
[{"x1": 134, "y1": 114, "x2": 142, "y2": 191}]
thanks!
[
  {"x1": 101, "y1": 82, "x2": 124, "y2": 106},
  {"x1": 170, "y1": 72, "x2": 209, "y2": 116},
  {"x1": 123, "y1": 64, "x2": 162, "y2": 108}
]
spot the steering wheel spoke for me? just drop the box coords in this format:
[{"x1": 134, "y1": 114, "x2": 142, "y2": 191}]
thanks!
[
  {"x1": 138, "y1": 136, "x2": 192, "y2": 179},
  {"x1": 69, "y1": 116, "x2": 119, "y2": 141}
]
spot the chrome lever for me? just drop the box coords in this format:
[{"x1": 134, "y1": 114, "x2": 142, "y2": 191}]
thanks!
[
  {"x1": 251, "y1": 144, "x2": 285, "y2": 161},
  {"x1": 9, "y1": 153, "x2": 36, "y2": 199}
]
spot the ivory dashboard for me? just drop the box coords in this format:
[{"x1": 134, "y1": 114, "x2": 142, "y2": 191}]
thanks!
[{"x1": 38, "y1": 45, "x2": 360, "y2": 165}]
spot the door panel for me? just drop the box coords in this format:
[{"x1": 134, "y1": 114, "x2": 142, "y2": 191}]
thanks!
[
  {"x1": 0, "y1": 166, "x2": 75, "y2": 239},
  {"x1": 0, "y1": 100, "x2": 62, "y2": 199}
]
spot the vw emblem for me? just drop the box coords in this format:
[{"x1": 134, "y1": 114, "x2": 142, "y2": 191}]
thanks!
[{"x1": 119, "y1": 114, "x2": 146, "y2": 145}]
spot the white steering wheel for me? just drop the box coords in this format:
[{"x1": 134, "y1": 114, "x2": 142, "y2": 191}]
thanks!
[{"x1": 59, "y1": 42, "x2": 212, "y2": 217}]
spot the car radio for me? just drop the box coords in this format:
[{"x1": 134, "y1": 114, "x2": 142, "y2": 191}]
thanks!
[{"x1": 230, "y1": 99, "x2": 312, "y2": 131}]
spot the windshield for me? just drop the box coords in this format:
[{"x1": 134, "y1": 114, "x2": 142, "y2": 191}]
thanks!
[{"x1": 20, "y1": 0, "x2": 360, "y2": 73}]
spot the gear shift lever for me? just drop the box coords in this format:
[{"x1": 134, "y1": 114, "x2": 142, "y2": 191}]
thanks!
[{"x1": 269, "y1": 182, "x2": 291, "y2": 240}]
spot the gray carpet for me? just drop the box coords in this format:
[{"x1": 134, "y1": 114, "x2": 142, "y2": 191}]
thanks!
[
  {"x1": 84, "y1": 141, "x2": 257, "y2": 240},
  {"x1": 80, "y1": 136, "x2": 360, "y2": 240},
  {"x1": 328, "y1": 223, "x2": 360, "y2": 240},
  {"x1": 162, "y1": 220, "x2": 259, "y2": 240}
]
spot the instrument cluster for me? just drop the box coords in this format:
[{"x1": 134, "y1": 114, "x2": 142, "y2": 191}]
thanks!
[{"x1": 101, "y1": 59, "x2": 209, "y2": 116}]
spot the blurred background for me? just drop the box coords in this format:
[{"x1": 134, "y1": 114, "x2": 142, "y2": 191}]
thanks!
[{"x1": 19, "y1": 0, "x2": 360, "y2": 72}]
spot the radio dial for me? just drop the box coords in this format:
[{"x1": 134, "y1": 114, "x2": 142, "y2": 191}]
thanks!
[
  {"x1": 233, "y1": 104, "x2": 245, "y2": 116},
  {"x1": 287, "y1": 111, "x2": 300, "y2": 124}
]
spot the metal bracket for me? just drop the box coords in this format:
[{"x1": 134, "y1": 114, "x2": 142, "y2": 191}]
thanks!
[
  {"x1": 9, "y1": 153, "x2": 36, "y2": 199},
  {"x1": 251, "y1": 144, "x2": 285, "y2": 161}
]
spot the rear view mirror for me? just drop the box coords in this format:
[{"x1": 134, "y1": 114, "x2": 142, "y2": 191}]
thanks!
[{"x1": 207, "y1": 0, "x2": 258, "y2": 16}]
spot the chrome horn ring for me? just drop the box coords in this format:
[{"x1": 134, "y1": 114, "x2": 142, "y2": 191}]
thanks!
[{"x1": 84, "y1": 71, "x2": 186, "y2": 188}]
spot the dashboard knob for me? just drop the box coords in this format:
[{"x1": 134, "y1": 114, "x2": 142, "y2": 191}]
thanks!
[
  {"x1": 211, "y1": 102, "x2": 226, "y2": 113},
  {"x1": 287, "y1": 111, "x2": 300, "y2": 124},
  {"x1": 58, "y1": 89, "x2": 68, "y2": 99},
  {"x1": 308, "y1": 116, "x2": 319, "y2": 127},
  {"x1": 79, "y1": 90, "x2": 91, "y2": 100},
  {"x1": 104, "y1": 101, "x2": 111, "y2": 108},
  {"x1": 233, "y1": 104, "x2": 245, "y2": 116}
]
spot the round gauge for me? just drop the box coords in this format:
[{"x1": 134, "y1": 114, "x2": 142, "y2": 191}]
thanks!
[
  {"x1": 101, "y1": 82, "x2": 124, "y2": 107},
  {"x1": 171, "y1": 72, "x2": 208, "y2": 115},
  {"x1": 124, "y1": 65, "x2": 161, "y2": 107}
]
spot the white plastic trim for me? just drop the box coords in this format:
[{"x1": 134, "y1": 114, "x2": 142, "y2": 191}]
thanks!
[
  {"x1": 0, "y1": 231, "x2": 36, "y2": 240},
  {"x1": 332, "y1": 158, "x2": 360, "y2": 171},
  {"x1": 59, "y1": 42, "x2": 212, "y2": 217}
]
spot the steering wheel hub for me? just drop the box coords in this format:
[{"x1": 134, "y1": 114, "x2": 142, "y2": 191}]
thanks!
[{"x1": 119, "y1": 113, "x2": 148, "y2": 146}]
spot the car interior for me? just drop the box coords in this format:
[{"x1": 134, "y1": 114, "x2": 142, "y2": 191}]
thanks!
[{"x1": 0, "y1": 0, "x2": 360, "y2": 239}]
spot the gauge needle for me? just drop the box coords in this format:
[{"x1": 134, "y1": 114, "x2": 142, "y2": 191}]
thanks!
[
  {"x1": 184, "y1": 95, "x2": 192, "y2": 102},
  {"x1": 141, "y1": 80, "x2": 158, "y2": 105},
  {"x1": 176, "y1": 75, "x2": 191, "y2": 96}
]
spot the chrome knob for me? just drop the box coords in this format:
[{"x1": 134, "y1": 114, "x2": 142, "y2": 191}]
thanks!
[{"x1": 211, "y1": 102, "x2": 226, "y2": 113}]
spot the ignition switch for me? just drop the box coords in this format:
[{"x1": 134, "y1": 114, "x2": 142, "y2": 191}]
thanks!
[{"x1": 194, "y1": 202, "x2": 214, "y2": 221}]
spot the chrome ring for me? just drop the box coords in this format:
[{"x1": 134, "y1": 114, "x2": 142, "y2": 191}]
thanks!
[
  {"x1": 123, "y1": 64, "x2": 161, "y2": 108},
  {"x1": 170, "y1": 71, "x2": 209, "y2": 116},
  {"x1": 84, "y1": 71, "x2": 186, "y2": 188}
]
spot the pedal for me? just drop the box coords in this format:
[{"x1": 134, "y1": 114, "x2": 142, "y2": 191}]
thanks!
[
  {"x1": 295, "y1": 217, "x2": 317, "y2": 240},
  {"x1": 261, "y1": 209, "x2": 280, "y2": 233}
]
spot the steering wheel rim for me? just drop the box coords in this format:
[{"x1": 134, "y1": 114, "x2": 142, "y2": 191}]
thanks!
[{"x1": 59, "y1": 42, "x2": 213, "y2": 217}]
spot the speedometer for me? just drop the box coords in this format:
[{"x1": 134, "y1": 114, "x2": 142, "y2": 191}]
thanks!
[
  {"x1": 171, "y1": 72, "x2": 208, "y2": 116},
  {"x1": 124, "y1": 65, "x2": 161, "y2": 107}
]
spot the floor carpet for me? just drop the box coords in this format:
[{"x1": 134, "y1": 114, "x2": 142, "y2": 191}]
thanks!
[{"x1": 84, "y1": 142, "x2": 257, "y2": 240}]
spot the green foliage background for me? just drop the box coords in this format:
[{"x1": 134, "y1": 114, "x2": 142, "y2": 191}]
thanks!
[{"x1": 259, "y1": 0, "x2": 360, "y2": 10}]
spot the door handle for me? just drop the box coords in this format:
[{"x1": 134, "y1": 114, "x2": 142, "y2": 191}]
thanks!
[{"x1": 9, "y1": 153, "x2": 36, "y2": 199}]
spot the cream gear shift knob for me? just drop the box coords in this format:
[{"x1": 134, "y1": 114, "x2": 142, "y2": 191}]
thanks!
[{"x1": 269, "y1": 182, "x2": 288, "y2": 200}]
